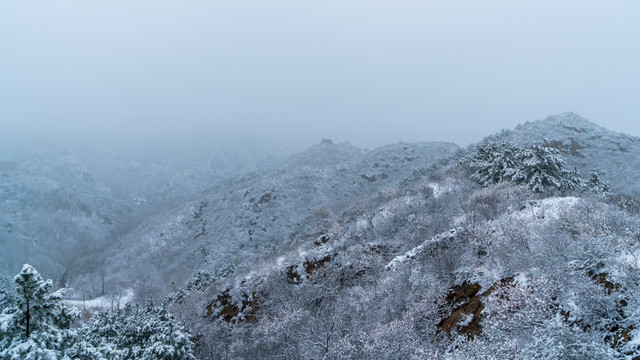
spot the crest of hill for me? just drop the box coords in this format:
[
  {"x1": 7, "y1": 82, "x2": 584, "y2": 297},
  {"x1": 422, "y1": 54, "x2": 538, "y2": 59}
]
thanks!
[
  {"x1": 488, "y1": 112, "x2": 640, "y2": 194},
  {"x1": 281, "y1": 141, "x2": 458, "y2": 172}
]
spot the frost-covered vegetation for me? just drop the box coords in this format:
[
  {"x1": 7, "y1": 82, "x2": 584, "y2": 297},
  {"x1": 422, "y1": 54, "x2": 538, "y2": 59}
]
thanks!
[
  {"x1": 466, "y1": 140, "x2": 584, "y2": 192},
  {"x1": 0, "y1": 265, "x2": 196, "y2": 359},
  {"x1": 2, "y1": 114, "x2": 640, "y2": 359}
]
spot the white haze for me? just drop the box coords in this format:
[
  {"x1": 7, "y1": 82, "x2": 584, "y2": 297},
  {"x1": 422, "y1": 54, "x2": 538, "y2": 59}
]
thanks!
[{"x1": 1, "y1": 1, "x2": 639, "y2": 155}]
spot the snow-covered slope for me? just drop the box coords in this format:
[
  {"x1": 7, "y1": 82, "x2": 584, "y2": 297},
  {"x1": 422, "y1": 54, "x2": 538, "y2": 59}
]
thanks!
[
  {"x1": 151, "y1": 116, "x2": 640, "y2": 359},
  {"x1": 105, "y1": 141, "x2": 460, "y2": 291},
  {"x1": 175, "y1": 153, "x2": 640, "y2": 358},
  {"x1": 64, "y1": 289, "x2": 134, "y2": 315}
]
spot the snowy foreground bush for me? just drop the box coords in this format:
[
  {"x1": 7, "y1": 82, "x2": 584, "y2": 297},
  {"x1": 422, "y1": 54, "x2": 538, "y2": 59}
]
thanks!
[{"x1": 0, "y1": 264, "x2": 195, "y2": 360}]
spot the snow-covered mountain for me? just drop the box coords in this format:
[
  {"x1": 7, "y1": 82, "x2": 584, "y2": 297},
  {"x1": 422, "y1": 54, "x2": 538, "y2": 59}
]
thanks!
[{"x1": 3, "y1": 114, "x2": 640, "y2": 359}]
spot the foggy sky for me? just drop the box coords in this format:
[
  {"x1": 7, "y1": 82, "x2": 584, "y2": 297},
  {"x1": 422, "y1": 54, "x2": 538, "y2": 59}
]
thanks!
[{"x1": 1, "y1": 1, "x2": 639, "y2": 153}]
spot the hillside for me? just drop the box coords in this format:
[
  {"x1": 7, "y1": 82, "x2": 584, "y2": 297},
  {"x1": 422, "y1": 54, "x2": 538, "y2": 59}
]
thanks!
[
  {"x1": 2, "y1": 115, "x2": 640, "y2": 359},
  {"x1": 155, "y1": 115, "x2": 640, "y2": 359},
  {"x1": 105, "y1": 141, "x2": 460, "y2": 294}
]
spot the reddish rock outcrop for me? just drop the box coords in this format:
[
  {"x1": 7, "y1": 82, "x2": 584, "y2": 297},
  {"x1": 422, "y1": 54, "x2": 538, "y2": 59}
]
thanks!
[{"x1": 438, "y1": 277, "x2": 514, "y2": 337}]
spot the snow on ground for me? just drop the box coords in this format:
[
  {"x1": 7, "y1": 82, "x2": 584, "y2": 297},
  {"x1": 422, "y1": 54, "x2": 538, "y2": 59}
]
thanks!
[
  {"x1": 386, "y1": 197, "x2": 580, "y2": 272},
  {"x1": 513, "y1": 273, "x2": 528, "y2": 285},
  {"x1": 428, "y1": 182, "x2": 443, "y2": 198},
  {"x1": 386, "y1": 228, "x2": 460, "y2": 270},
  {"x1": 511, "y1": 197, "x2": 579, "y2": 223},
  {"x1": 65, "y1": 289, "x2": 134, "y2": 314},
  {"x1": 619, "y1": 252, "x2": 640, "y2": 269},
  {"x1": 356, "y1": 217, "x2": 369, "y2": 233},
  {"x1": 425, "y1": 178, "x2": 455, "y2": 198}
]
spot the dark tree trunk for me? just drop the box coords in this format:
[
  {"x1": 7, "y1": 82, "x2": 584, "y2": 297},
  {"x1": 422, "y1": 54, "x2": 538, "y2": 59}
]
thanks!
[
  {"x1": 25, "y1": 299, "x2": 30, "y2": 339},
  {"x1": 101, "y1": 271, "x2": 105, "y2": 296},
  {"x1": 58, "y1": 269, "x2": 68, "y2": 289}
]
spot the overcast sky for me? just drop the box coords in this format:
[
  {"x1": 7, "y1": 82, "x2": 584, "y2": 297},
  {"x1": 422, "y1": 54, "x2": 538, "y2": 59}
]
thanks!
[{"x1": 1, "y1": 1, "x2": 639, "y2": 153}]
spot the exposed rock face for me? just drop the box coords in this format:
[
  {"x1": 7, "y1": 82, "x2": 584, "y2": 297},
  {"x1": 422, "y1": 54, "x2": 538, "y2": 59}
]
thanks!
[
  {"x1": 206, "y1": 289, "x2": 258, "y2": 323},
  {"x1": 438, "y1": 277, "x2": 514, "y2": 337},
  {"x1": 303, "y1": 255, "x2": 332, "y2": 275},
  {"x1": 285, "y1": 253, "x2": 334, "y2": 284},
  {"x1": 438, "y1": 282, "x2": 484, "y2": 336}
]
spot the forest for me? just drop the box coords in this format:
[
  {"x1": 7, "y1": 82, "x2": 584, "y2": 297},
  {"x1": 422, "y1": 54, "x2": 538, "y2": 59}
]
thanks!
[{"x1": 2, "y1": 113, "x2": 640, "y2": 359}]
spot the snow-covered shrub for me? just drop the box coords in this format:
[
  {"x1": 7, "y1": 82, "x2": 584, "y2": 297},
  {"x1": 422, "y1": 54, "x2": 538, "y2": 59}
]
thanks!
[{"x1": 465, "y1": 182, "x2": 530, "y2": 224}]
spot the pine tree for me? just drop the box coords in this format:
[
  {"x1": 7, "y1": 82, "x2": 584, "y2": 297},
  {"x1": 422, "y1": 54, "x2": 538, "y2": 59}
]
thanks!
[
  {"x1": 564, "y1": 167, "x2": 584, "y2": 191},
  {"x1": 467, "y1": 140, "x2": 584, "y2": 193},
  {"x1": 467, "y1": 140, "x2": 523, "y2": 186},
  {"x1": 77, "y1": 298, "x2": 196, "y2": 360},
  {"x1": 516, "y1": 142, "x2": 579, "y2": 192},
  {"x1": 1, "y1": 265, "x2": 196, "y2": 359},
  {"x1": 587, "y1": 171, "x2": 612, "y2": 194},
  {"x1": 70, "y1": 311, "x2": 123, "y2": 359},
  {"x1": 0, "y1": 264, "x2": 79, "y2": 359}
]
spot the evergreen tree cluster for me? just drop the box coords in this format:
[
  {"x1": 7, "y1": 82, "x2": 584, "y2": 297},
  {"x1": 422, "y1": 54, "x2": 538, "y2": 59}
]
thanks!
[
  {"x1": 70, "y1": 300, "x2": 196, "y2": 360},
  {"x1": 466, "y1": 140, "x2": 610, "y2": 193},
  {"x1": 0, "y1": 265, "x2": 195, "y2": 360}
]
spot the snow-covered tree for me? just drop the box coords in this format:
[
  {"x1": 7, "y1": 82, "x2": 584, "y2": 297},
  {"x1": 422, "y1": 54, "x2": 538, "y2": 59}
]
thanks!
[
  {"x1": 467, "y1": 140, "x2": 583, "y2": 192},
  {"x1": 466, "y1": 140, "x2": 524, "y2": 187},
  {"x1": 586, "y1": 171, "x2": 612, "y2": 194},
  {"x1": 78, "y1": 299, "x2": 196, "y2": 360},
  {"x1": 0, "y1": 264, "x2": 79, "y2": 359},
  {"x1": 516, "y1": 142, "x2": 582, "y2": 192}
]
